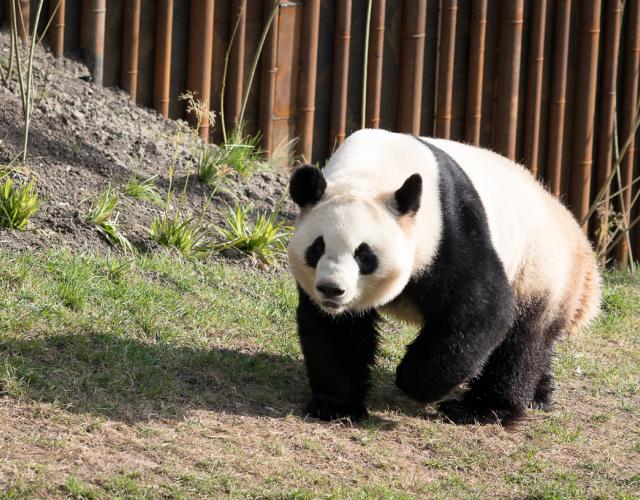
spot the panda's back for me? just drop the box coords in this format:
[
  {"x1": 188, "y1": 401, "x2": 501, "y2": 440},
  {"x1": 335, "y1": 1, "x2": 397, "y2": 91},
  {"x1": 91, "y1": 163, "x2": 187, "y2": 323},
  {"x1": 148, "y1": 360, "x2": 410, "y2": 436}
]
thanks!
[
  {"x1": 425, "y1": 137, "x2": 600, "y2": 331},
  {"x1": 324, "y1": 130, "x2": 600, "y2": 333},
  {"x1": 325, "y1": 131, "x2": 570, "y2": 282}
]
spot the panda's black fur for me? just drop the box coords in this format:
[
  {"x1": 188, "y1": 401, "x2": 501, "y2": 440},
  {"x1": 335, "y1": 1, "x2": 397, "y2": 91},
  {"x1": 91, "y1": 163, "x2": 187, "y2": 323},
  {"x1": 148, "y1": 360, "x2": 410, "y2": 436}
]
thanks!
[{"x1": 294, "y1": 139, "x2": 561, "y2": 425}]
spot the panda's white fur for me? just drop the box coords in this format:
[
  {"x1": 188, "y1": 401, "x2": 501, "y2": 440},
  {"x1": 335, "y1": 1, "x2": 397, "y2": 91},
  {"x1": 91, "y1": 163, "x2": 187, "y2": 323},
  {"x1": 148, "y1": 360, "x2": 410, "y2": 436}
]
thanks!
[{"x1": 288, "y1": 129, "x2": 601, "y2": 333}]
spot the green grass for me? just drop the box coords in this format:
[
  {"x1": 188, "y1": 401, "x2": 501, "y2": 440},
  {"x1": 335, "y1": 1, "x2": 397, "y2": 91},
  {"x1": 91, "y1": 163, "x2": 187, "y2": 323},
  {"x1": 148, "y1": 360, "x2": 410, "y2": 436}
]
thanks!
[
  {"x1": 213, "y1": 202, "x2": 292, "y2": 264},
  {"x1": 85, "y1": 186, "x2": 118, "y2": 225},
  {"x1": 217, "y1": 125, "x2": 263, "y2": 176},
  {"x1": 0, "y1": 251, "x2": 638, "y2": 498},
  {"x1": 150, "y1": 213, "x2": 209, "y2": 258},
  {"x1": 123, "y1": 175, "x2": 162, "y2": 205},
  {"x1": 0, "y1": 250, "x2": 300, "y2": 417},
  {"x1": 196, "y1": 144, "x2": 225, "y2": 187},
  {"x1": 0, "y1": 176, "x2": 41, "y2": 230},
  {"x1": 84, "y1": 187, "x2": 133, "y2": 253}
]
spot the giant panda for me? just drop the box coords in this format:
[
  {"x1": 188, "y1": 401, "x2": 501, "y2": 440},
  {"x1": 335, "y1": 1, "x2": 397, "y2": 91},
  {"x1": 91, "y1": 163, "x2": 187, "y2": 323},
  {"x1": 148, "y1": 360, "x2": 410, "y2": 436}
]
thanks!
[{"x1": 287, "y1": 129, "x2": 601, "y2": 425}]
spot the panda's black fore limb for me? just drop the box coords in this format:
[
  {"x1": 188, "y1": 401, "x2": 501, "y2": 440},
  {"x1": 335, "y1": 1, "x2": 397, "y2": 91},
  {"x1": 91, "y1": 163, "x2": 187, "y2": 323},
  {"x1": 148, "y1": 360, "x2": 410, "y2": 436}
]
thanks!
[
  {"x1": 394, "y1": 282, "x2": 516, "y2": 405},
  {"x1": 296, "y1": 288, "x2": 379, "y2": 422},
  {"x1": 305, "y1": 396, "x2": 368, "y2": 422},
  {"x1": 392, "y1": 139, "x2": 518, "y2": 417}
]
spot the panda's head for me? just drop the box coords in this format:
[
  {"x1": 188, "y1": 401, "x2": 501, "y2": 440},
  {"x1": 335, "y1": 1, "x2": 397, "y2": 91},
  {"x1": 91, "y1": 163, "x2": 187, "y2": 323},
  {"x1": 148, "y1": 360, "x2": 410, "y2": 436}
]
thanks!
[{"x1": 287, "y1": 165, "x2": 422, "y2": 315}]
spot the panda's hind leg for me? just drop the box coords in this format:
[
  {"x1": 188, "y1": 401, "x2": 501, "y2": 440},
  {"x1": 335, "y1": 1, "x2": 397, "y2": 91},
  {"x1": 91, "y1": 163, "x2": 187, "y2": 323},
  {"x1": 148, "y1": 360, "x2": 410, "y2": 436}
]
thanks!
[{"x1": 439, "y1": 298, "x2": 562, "y2": 426}]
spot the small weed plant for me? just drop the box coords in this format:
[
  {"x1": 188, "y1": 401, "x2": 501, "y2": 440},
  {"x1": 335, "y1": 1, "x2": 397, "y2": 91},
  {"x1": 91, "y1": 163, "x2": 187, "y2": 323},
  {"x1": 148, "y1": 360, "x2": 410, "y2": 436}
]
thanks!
[
  {"x1": 0, "y1": 176, "x2": 41, "y2": 229},
  {"x1": 85, "y1": 187, "x2": 133, "y2": 254},
  {"x1": 193, "y1": 125, "x2": 263, "y2": 180},
  {"x1": 196, "y1": 145, "x2": 228, "y2": 188},
  {"x1": 150, "y1": 213, "x2": 208, "y2": 258},
  {"x1": 219, "y1": 126, "x2": 263, "y2": 176},
  {"x1": 85, "y1": 186, "x2": 118, "y2": 225},
  {"x1": 213, "y1": 201, "x2": 291, "y2": 264},
  {"x1": 96, "y1": 218, "x2": 134, "y2": 254},
  {"x1": 124, "y1": 175, "x2": 162, "y2": 205},
  {"x1": 152, "y1": 105, "x2": 217, "y2": 258}
]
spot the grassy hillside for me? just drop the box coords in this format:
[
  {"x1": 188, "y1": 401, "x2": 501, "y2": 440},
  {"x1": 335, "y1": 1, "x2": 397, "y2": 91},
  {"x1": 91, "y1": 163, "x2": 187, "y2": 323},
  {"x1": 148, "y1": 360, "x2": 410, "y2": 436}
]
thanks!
[{"x1": 1, "y1": 250, "x2": 638, "y2": 498}]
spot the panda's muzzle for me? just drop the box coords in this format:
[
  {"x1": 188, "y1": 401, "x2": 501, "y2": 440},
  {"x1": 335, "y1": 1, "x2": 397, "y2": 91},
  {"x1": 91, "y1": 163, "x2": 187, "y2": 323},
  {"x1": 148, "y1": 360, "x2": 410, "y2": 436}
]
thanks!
[{"x1": 316, "y1": 282, "x2": 345, "y2": 299}]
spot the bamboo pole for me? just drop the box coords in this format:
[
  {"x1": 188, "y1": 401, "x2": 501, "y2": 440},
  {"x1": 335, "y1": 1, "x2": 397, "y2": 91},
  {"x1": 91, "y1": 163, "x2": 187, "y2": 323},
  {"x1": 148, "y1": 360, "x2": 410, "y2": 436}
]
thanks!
[
  {"x1": 434, "y1": 0, "x2": 457, "y2": 138},
  {"x1": 122, "y1": 0, "x2": 141, "y2": 102},
  {"x1": 329, "y1": 0, "x2": 352, "y2": 148},
  {"x1": 398, "y1": 0, "x2": 427, "y2": 135},
  {"x1": 153, "y1": 0, "x2": 173, "y2": 118},
  {"x1": 49, "y1": 0, "x2": 66, "y2": 58},
  {"x1": 493, "y1": 0, "x2": 524, "y2": 160},
  {"x1": 546, "y1": 0, "x2": 572, "y2": 197},
  {"x1": 80, "y1": 0, "x2": 106, "y2": 87},
  {"x1": 228, "y1": 0, "x2": 247, "y2": 127},
  {"x1": 464, "y1": 0, "x2": 487, "y2": 145},
  {"x1": 187, "y1": 0, "x2": 215, "y2": 140},
  {"x1": 569, "y1": 0, "x2": 601, "y2": 226},
  {"x1": 365, "y1": 0, "x2": 385, "y2": 129},
  {"x1": 259, "y1": 0, "x2": 279, "y2": 155},
  {"x1": 595, "y1": 0, "x2": 624, "y2": 253},
  {"x1": 523, "y1": 0, "x2": 547, "y2": 177},
  {"x1": 297, "y1": 0, "x2": 320, "y2": 161},
  {"x1": 616, "y1": 0, "x2": 640, "y2": 264}
]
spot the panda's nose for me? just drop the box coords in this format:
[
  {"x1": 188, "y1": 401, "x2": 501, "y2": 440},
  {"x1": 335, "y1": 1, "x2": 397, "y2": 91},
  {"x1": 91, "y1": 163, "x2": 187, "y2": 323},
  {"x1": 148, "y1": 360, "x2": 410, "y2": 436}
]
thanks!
[{"x1": 316, "y1": 282, "x2": 345, "y2": 298}]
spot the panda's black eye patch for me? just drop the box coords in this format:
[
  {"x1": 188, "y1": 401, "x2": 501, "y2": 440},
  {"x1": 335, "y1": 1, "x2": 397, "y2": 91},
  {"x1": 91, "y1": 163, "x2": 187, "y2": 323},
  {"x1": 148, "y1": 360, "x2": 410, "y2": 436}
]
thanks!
[
  {"x1": 354, "y1": 243, "x2": 378, "y2": 275},
  {"x1": 305, "y1": 236, "x2": 325, "y2": 268}
]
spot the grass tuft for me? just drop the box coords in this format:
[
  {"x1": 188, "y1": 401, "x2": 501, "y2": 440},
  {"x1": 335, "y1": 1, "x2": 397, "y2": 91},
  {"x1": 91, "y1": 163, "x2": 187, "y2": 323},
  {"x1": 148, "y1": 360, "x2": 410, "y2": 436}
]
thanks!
[
  {"x1": 196, "y1": 145, "x2": 230, "y2": 188},
  {"x1": 217, "y1": 125, "x2": 262, "y2": 176},
  {"x1": 213, "y1": 202, "x2": 291, "y2": 264},
  {"x1": 96, "y1": 218, "x2": 135, "y2": 254},
  {"x1": 85, "y1": 187, "x2": 134, "y2": 254},
  {"x1": 61, "y1": 476, "x2": 100, "y2": 500},
  {"x1": 124, "y1": 175, "x2": 162, "y2": 205},
  {"x1": 150, "y1": 213, "x2": 208, "y2": 258},
  {"x1": 0, "y1": 176, "x2": 41, "y2": 230},
  {"x1": 85, "y1": 186, "x2": 118, "y2": 225}
]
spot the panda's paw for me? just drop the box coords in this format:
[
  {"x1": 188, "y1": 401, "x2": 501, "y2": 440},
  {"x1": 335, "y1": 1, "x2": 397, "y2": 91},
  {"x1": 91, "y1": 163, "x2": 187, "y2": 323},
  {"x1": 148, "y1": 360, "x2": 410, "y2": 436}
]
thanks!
[
  {"x1": 304, "y1": 396, "x2": 368, "y2": 422},
  {"x1": 530, "y1": 398, "x2": 554, "y2": 412},
  {"x1": 438, "y1": 399, "x2": 524, "y2": 427}
]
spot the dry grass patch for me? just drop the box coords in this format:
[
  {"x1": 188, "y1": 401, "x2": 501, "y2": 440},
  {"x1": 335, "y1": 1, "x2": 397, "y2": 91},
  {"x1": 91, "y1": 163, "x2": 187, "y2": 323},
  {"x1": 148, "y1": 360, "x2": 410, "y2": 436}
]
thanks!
[{"x1": 0, "y1": 251, "x2": 638, "y2": 498}]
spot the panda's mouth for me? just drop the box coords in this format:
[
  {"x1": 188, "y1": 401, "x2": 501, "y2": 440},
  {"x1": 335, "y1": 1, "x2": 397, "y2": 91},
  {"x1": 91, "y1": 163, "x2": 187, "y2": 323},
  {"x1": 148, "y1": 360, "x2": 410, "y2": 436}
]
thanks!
[
  {"x1": 322, "y1": 300, "x2": 342, "y2": 309},
  {"x1": 321, "y1": 299, "x2": 349, "y2": 314}
]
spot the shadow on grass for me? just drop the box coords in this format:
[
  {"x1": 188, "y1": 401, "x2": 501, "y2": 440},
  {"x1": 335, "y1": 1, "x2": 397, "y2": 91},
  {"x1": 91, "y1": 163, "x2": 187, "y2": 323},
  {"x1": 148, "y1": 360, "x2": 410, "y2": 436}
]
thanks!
[{"x1": 0, "y1": 333, "x2": 428, "y2": 424}]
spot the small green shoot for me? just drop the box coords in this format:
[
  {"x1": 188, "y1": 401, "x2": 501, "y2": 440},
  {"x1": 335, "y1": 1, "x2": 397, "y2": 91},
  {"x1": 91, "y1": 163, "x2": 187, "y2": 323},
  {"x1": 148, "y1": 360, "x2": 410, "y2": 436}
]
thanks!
[
  {"x1": 218, "y1": 125, "x2": 262, "y2": 176},
  {"x1": 0, "y1": 176, "x2": 41, "y2": 230},
  {"x1": 196, "y1": 145, "x2": 225, "y2": 187},
  {"x1": 150, "y1": 213, "x2": 208, "y2": 258},
  {"x1": 124, "y1": 175, "x2": 162, "y2": 205},
  {"x1": 96, "y1": 218, "x2": 135, "y2": 254},
  {"x1": 85, "y1": 186, "x2": 118, "y2": 225},
  {"x1": 85, "y1": 187, "x2": 134, "y2": 254},
  {"x1": 213, "y1": 202, "x2": 291, "y2": 264}
]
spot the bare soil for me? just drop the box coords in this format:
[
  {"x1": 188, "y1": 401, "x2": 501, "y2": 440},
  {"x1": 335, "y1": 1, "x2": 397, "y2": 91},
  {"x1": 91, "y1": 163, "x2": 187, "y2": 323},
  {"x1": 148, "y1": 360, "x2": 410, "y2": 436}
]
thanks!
[{"x1": 0, "y1": 29, "x2": 295, "y2": 255}]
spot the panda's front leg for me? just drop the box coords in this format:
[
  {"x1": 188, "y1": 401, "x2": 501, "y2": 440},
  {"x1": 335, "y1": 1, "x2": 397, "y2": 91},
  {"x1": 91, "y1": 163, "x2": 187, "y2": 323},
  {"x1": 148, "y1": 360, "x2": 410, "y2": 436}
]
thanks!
[
  {"x1": 395, "y1": 300, "x2": 515, "y2": 406},
  {"x1": 296, "y1": 288, "x2": 379, "y2": 422}
]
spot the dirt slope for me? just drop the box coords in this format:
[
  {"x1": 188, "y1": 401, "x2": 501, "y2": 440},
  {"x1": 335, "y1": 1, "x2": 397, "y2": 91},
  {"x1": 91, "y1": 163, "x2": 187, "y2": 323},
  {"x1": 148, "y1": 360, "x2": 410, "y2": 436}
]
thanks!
[{"x1": 0, "y1": 29, "x2": 294, "y2": 254}]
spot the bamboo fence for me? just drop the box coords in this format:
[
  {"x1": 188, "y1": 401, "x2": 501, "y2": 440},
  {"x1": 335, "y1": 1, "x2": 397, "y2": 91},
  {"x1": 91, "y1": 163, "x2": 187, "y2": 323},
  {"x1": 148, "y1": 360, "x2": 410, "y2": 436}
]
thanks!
[{"x1": 1, "y1": 0, "x2": 639, "y2": 261}]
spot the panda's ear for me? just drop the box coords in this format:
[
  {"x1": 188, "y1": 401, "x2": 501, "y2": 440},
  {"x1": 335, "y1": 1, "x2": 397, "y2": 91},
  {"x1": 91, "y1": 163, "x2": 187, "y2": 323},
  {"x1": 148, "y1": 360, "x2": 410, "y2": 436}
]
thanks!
[
  {"x1": 289, "y1": 164, "x2": 327, "y2": 207},
  {"x1": 393, "y1": 173, "x2": 422, "y2": 215}
]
